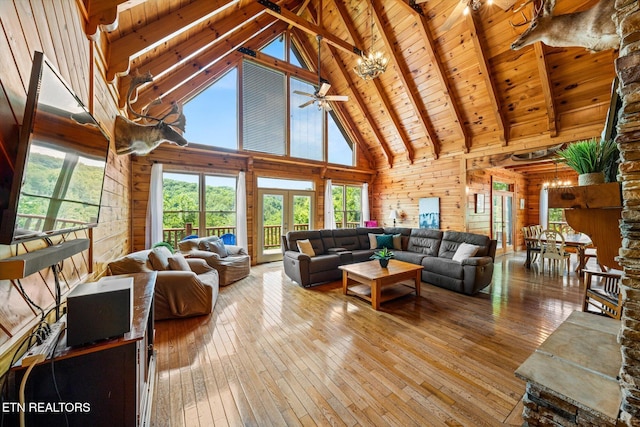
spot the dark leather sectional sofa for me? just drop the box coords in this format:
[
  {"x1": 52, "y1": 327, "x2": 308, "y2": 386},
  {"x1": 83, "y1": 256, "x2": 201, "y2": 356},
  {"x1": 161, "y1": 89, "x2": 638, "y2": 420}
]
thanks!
[{"x1": 281, "y1": 227, "x2": 497, "y2": 295}]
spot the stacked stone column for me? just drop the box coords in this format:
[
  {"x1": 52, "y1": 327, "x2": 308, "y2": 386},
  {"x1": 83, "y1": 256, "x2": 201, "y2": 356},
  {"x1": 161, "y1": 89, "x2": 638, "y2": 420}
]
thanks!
[{"x1": 615, "y1": 0, "x2": 640, "y2": 425}]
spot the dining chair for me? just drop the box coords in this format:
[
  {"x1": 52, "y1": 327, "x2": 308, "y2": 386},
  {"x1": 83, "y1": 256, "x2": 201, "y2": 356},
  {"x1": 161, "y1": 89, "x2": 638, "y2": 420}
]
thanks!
[
  {"x1": 522, "y1": 226, "x2": 541, "y2": 263},
  {"x1": 538, "y1": 229, "x2": 571, "y2": 274},
  {"x1": 582, "y1": 269, "x2": 623, "y2": 319}
]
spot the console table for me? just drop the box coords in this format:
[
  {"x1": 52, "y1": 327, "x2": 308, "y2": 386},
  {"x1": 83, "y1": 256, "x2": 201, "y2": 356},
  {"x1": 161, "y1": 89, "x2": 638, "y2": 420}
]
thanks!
[{"x1": 8, "y1": 272, "x2": 157, "y2": 427}]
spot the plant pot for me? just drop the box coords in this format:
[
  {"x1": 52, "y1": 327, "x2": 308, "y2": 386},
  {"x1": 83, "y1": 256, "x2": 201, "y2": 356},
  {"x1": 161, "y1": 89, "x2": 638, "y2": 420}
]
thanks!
[
  {"x1": 379, "y1": 258, "x2": 390, "y2": 268},
  {"x1": 578, "y1": 172, "x2": 604, "y2": 186}
]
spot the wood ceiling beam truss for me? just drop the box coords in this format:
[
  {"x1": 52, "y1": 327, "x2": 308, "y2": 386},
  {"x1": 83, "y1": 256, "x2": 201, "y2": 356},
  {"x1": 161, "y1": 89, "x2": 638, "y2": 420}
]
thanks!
[
  {"x1": 466, "y1": 13, "x2": 508, "y2": 145},
  {"x1": 371, "y1": 0, "x2": 439, "y2": 161},
  {"x1": 107, "y1": 0, "x2": 237, "y2": 81},
  {"x1": 534, "y1": 42, "x2": 558, "y2": 137},
  {"x1": 395, "y1": 0, "x2": 468, "y2": 154},
  {"x1": 133, "y1": 16, "x2": 284, "y2": 111},
  {"x1": 257, "y1": 0, "x2": 362, "y2": 58},
  {"x1": 330, "y1": 0, "x2": 407, "y2": 165},
  {"x1": 146, "y1": 22, "x2": 288, "y2": 118},
  {"x1": 119, "y1": 0, "x2": 273, "y2": 108},
  {"x1": 85, "y1": 0, "x2": 126, "y2": 38}
]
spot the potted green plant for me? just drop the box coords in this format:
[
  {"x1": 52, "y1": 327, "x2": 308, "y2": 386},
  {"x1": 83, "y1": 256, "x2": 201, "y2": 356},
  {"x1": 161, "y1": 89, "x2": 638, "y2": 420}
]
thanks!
[
  {"x1": 370, "y1": 247, "x2": 394, "y2": 268},
  {"x1": 555, "y1": 138, "x2": 618, "y2": 185}
]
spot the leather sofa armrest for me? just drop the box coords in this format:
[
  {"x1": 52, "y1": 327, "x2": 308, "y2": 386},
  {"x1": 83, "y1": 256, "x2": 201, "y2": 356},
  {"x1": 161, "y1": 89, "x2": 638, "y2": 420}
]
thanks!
[
  {"x1": 284, "y1": 250, "x2": 311, "y2": 261},
  {"x1": 460, "y1": 256, "x2": 492, "y2": 267}
]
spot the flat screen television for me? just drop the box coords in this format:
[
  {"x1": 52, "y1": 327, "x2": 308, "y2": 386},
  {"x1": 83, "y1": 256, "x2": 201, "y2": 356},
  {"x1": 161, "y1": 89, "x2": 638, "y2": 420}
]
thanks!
[{"x1": 0, "y1": 52, "x2": 110, "y2": 245}]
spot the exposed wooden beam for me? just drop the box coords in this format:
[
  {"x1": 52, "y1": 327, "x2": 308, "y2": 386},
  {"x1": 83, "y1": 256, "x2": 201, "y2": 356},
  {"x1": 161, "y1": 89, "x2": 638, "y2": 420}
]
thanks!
[
  {"x1": 330, "y1": 0, "x2": 409, "y2": 164},
  {"x1": 257, "y1": 0, "x2": 361, "y2": 58},
  {"x1": 326, "y1": 43, "x2": 394, "y2": 168},
  {"x1": 466, "y1": 13, "x2": 508, "y2": 146},
  {"x1": 534, "y1": 42, "x2": 558, "y2": 137},
  {"x1": 85, "y1": 0, "x2": 124, "y2": 37},
  {"x1": 293, "y1": 31, "x2": 375, "y2": 168},
  {"x1": 395, "y1": 0, "x2": 468, "y2": 155},
  {"x1": 119, "y1": 0, "x2": 278, "y2": 109},
  {"x1": 287, "y1": 0, "x2": 312, "y2": 30},
  {"x1": 371, "y1": 0, "x2": 441, "y2": 162},
  {"x1": 146, "y1": 22, "x2": 288, "y2": 118},
  {"x1": 107, "y1": 0, "x2": 237, "y2": 81},
  {"x1": 133, "y1": 16, "x2": 283, "y2": 110}
]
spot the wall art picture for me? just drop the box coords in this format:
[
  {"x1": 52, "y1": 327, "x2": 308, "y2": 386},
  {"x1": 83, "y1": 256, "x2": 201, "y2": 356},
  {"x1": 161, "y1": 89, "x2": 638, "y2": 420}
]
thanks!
[{"x1": 419, "y1": 197, "x2": 440, "y2": 229}]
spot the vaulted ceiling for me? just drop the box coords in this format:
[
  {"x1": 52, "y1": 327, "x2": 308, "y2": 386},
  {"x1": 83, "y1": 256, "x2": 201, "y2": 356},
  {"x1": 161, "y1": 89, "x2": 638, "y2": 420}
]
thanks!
[{"x1": 92, "y1": 0, "x2": 617, "y2": 170}]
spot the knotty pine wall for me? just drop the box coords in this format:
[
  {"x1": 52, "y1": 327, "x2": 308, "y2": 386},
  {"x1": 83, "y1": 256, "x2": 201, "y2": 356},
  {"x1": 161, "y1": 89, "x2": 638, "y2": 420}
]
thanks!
[{"x1": 0, "y1": 0, "x2": 128, "y2": 372}]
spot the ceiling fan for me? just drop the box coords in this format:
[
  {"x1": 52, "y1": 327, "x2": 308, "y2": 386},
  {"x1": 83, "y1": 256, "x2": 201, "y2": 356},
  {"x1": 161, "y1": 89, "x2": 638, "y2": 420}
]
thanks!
[{"x1": 293, "y1": 35, "x2": 348, "y2": 112}]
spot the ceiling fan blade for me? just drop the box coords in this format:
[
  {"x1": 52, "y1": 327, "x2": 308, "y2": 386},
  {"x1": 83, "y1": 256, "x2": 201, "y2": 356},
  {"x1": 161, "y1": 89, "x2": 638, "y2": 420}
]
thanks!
[
  {"x1": 317, "y1": 82, "x2": 331, "y2": 97},
  {"x1": 441, "y1": 0, "x2": 468, "y2": 31},
  {"x1": 325, "y1": 95, "x2": 349, "y2": 102},
  {"x1": 293, "y1": 90, "x2": 315, "y2": 98},
  {"x1": 299, "y1": 100, "x2": 316, "y2": 108}
]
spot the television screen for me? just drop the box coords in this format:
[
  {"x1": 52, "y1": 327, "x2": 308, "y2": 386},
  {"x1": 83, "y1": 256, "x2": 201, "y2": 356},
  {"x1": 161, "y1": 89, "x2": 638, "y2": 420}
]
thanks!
[{"x1": 0, "y1": 52, "x2": 110, "y2": 244}]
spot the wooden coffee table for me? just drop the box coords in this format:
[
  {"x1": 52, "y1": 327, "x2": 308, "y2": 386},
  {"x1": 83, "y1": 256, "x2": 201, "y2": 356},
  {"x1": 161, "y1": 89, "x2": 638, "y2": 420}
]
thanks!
[{"x1": 339, "y1": 259, "x2": 423, "y2": 310}]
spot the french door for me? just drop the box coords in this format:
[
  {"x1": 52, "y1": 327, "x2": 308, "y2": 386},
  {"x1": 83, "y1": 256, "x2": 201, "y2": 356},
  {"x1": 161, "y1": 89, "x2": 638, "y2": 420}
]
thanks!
[
  {"x1": 257, "y1": 189, "x2": 314, "y2": 263},
  {"x1": 492, "y1": 190, "x2": 514, "y2": 256}
]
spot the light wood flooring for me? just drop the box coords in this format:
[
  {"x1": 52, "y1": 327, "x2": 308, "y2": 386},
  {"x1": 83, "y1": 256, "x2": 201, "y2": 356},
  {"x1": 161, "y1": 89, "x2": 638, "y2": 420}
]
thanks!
[{"x1": 150, "y1": 251, "x2": 592, "y2": 426}]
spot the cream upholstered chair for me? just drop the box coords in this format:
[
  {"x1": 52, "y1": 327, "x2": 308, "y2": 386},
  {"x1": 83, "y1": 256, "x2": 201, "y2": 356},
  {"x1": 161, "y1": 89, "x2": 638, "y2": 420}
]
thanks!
[
  {"x1": 582, "y1": 269, "x2": 623, "y2": 319},
  {"x1": 538, "y1": 229, "x2": 571, "y2": 274}
]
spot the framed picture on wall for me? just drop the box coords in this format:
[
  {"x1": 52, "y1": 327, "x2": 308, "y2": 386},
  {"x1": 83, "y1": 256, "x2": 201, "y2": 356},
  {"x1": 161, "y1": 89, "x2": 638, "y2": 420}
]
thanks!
[
  {"x1": 475, "y1": 193, "x2": 485, "y2": 214},
  {"x1": 419, "y1": 197, "x2": 440, "y2": 229}
]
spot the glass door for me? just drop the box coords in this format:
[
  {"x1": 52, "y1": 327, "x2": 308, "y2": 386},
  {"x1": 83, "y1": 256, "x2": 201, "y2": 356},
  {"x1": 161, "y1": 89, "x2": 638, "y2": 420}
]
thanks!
[
  {"x1": 257, "y1": 189, "x2": 313, "y2": 263},
  {"x1": 492, "y1": 190, "x2": 514, "y2": 256}
]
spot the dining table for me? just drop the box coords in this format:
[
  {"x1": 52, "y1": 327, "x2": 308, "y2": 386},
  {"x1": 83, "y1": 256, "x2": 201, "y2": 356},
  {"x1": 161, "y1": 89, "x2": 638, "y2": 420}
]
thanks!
[{"x1": 524, "y1": 233, "x2": 593, "y2": 275}]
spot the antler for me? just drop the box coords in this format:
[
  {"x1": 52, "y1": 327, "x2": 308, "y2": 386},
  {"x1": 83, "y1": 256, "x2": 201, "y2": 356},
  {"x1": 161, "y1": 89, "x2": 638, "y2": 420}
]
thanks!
[
  {"x1": 159, "y1": 101, "x2": 186, "y2": 132},
  {"x1": 510, "y1": 0, "x2": 545, "y2": 29}
]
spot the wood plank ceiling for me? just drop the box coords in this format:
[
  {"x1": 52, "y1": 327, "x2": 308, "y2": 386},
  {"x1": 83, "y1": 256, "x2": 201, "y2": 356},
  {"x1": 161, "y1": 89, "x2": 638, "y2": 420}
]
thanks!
[{"x1": 94, "y1": 0, "x2": 617, "y2": 170}]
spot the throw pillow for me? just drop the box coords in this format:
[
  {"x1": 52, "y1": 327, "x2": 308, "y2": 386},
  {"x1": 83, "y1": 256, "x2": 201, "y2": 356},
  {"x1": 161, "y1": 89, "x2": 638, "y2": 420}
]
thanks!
[
  {"x1": 368, "y1": 233, "x2": 382, "y2": 249},
  {"x1": 392, "y1": 234, "x2": 402, "y2": 250},
  {"x1": 149, "y1": 246, "x2": 173, "y2": 271},
  {"x1": 207, "y1": 239, "x2": 228, "y2": 258},
  {"x1": 452, "y1": 243, "x2": 480, "y2": 263},
  {"x1": 375, "y1": 234, "x2": 394, "y2": 249},
  {"x1": 297, "y1": 239, "x2": 315, "y2": 257},
  {"x1": 168, "y1": 253, "x2": 191, "y2": 271}
]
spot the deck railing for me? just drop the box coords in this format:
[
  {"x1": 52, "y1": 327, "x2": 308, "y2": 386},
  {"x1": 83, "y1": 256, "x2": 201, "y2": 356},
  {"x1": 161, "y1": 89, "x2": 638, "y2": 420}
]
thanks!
[{"x1": 163, "y1": 222, "x2": 361, "y2": 250}]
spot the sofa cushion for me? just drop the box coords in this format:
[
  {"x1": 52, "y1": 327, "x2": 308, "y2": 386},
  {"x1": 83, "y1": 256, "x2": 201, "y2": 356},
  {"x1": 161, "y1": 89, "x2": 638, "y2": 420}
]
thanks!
[
  {"x1": 452, "y1": 243, "x2": 480, "y2": 263},
  {"x1": 286, "y1": 230, "x2": 325, "y2": 255},
  {"x1": 331, "y1": 229, "x2": 361, "y2": 250},
  {"x1": 149, "y1": 246, "x2": 173, "y2": 271},
  {"x1": 204, "y1": 239, "x2": 228, "y2": 258},
  {"x1": 297, "y1": 239, "x2": 316, "y2": 257},
  {"x1": 407, "y1": 229, "x2": 443, "y2": 256},
  {"x1": 168, "y1": 253, "x2": 191, "y2": 271},
  {"x1": 107, "y1": 250, "x2": 153, "y2": 275},
  {"x1": 375, "y1": 234, "x2": 394, "y2": 249},
  {"x1": 358, "y1": 227, "x2": 384, "y2": 249},
  {"x1": 439, "y1": 231, "x2": 491, "y2": 259}
]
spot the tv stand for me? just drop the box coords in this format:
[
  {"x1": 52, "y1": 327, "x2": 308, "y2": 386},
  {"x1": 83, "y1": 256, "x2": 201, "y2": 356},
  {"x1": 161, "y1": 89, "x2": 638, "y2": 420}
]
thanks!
[{"x1": 8, "y1": 272, "x2": 157, "y2": 427}]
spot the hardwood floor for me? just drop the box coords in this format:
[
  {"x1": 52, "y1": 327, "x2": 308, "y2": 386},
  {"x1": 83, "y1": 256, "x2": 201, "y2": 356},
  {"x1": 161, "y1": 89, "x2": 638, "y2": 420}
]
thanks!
[{"x1": 151, "y1": 251, "x2": 591, "y2": 426}]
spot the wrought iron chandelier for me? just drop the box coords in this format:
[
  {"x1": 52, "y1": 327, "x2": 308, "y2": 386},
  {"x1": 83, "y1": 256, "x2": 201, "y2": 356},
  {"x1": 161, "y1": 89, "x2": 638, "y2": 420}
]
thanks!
[{"x1": 353, "y1": 1, "x2": 388, "y2": 81}]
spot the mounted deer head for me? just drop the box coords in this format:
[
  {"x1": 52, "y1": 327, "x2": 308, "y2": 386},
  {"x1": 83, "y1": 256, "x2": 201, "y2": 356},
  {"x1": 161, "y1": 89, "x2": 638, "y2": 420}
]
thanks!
[
  {"x1": 114, "y1": 71, "x2": 188, "y2": 155},
  {"x1": 510, "y1": 0, "x2": 618, "y2": 52}
]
